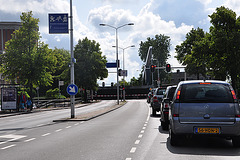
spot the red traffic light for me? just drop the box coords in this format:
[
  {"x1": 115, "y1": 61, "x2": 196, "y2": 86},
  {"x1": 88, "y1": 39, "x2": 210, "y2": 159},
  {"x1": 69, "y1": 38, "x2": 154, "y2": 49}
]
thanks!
[
  {"x1": 150, "y1": 65, "x2": 156, "y2": 72},
  {"x1": 166, "y1": 64, "x2": 171, "y2": 72}
]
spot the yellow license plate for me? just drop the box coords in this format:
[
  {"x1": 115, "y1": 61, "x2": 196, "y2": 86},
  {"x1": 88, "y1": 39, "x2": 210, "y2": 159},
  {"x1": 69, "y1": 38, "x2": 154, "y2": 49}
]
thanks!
[{"x1": 196, "y1": 127, "x2": 220, "y2": 134}]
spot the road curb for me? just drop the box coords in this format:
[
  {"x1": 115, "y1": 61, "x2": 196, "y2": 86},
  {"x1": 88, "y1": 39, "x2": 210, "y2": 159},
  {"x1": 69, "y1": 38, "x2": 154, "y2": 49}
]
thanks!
[{"x1": 53, "y1": 101, "x2": 127, "y2": 122}]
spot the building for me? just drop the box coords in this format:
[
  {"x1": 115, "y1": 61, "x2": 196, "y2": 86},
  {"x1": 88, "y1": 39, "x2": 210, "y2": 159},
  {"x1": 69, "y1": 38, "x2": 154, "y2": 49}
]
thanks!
[{"x1": 0, "y1": 22, "x2": 22, "y2": 84}]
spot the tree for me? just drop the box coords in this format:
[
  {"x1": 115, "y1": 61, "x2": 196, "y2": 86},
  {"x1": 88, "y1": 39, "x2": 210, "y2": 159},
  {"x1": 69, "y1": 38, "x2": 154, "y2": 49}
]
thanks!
[
  {"x1": 1, "y1": 11, "x2": 56, "y2": 99},
  {"x1": 175, "y1": 28, "x2": 207, "y2": 79},
  {"x1": 208, "y1": 6, "x2": 240, "y2": 90},
  {"x1": 51, "y1": 48, "x2": 70, "y2": 92},
  {"x1": 139, "y1": 34, "x2": 171, "y2": 85},
  {"x1": 74, "y1": 37, "x2": 108, "y2": 101}
]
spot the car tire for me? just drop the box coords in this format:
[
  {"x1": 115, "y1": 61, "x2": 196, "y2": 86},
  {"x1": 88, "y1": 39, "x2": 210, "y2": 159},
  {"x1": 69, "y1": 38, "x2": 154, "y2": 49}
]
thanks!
[
  {"x1": 161, "y1": 121, "x2": 168, "y2": 130},
  {"x1": 169, "y1": 128, "x2": 178, "y2": 146},
  {"x1": 232, "y1": 136, "x2": 240, "y2": 147},
  {"x1": 152, "y1": 108, "x2": 156, "y2": 116}
]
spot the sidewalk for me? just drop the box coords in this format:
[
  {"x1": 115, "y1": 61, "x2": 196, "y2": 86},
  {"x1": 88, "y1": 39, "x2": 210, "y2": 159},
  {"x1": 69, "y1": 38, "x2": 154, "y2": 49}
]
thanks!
[
  {"x1": 54, "y1": 101, "x2": 127, "y2": 122},
  {"x1": 0, "y1": 101, "x2": 127, "y2": 121}
]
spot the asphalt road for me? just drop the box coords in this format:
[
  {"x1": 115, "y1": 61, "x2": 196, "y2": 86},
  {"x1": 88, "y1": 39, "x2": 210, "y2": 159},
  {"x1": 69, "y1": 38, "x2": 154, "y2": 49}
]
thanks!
[{"x1": 0, "y1": 99, "x2": 240, "y2": 160}]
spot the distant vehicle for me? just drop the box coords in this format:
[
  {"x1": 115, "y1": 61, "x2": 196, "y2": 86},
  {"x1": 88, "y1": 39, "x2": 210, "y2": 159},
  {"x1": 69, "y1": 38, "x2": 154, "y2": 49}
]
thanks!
[
  {"x1": 147, "y1": 88, "x2": 156, "y2": 103},
  {"x1": 150, "y1": 88, "x2": 165, "y2": 116},
  {"x1": 160, "y1": 85, "x2": 176, "y2": 130},
  {"x1": 169, "y1": 80, "x2": 240, "y2": 147}
]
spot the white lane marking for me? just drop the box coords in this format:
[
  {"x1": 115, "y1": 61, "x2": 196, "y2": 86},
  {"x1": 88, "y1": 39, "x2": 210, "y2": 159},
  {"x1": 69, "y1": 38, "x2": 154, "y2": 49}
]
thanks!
[
  {"x1": 130, "y1": 147, "x2": 136, "y2": 153},
  {"x1": 144, "y1": 124, "x2": 147, "y2": 127},
  {"x1": 141, "y1": 130, "x2": 145, "y2": 133},
  {"x1": 0, "y1": 134, "x2": 26, "y2": 145},
  {"x1": 1, "y1": 144, "x2": 16, "y2": 150},
  {"x1": 37, "y1": 124, "x2": 44, "y2": 127},
  {"x1": 55, "y1": 129, "x2": 62, "y2": 132},
  {"x1": 24, "y1": 138, "x2": 36, "y2": 142},
  {"x1": 80, "y1": 121, "x2": 84, "y2": 124},
  {"x1": 42, "y1": 133, "x2": 51, "y2": 137},
  {"x1": 74, "y1": 123, "x2": 79, "y2": 126},
  {"x1": 66, "y1": 126, "x2": 71, "y2": 129},
  {"x1": 125, "y1": 158, "x2": 132, "y2": 160},
  {"x1": 147, "y1": 106, "x2": 150, "y2": 121},
  {"x1": 138, "y1": 134, "x2": 143, "y2": 138},
  {"x1": 135, "y1": 140, "x2": 140, "y2": 144},
  {"x1": 142, "y1": 127, "x2": 146, "y2": 130}
]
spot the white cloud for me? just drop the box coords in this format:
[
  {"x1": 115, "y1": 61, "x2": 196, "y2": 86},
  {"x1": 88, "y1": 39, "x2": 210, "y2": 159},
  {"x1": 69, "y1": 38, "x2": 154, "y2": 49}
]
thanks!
[
  {"x1": 2, "y1": 0, "x2": 235, "y2": 85},
  {"x1": 88, "y1": 3, "x2": 194, "y2": 84}
]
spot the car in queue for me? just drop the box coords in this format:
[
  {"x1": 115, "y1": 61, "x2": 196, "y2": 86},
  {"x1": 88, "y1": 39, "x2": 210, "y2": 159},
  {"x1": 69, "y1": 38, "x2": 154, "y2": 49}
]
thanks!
[
  {"x1": 147, "y1": 88, "x2": 156, "y2": 103},
  {"x1": 169, "y1": 80, "x2": 240, "y2": 147},
  {"x1": 150, "y1": 87, "x2": 165, "y2": 116},
  {"x1": 160, "y1": 85, "x2": 177, "y2": 130}
]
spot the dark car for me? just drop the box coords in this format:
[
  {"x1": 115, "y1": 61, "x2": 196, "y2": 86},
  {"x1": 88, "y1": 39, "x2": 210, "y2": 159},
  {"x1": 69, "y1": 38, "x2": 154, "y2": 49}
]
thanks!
[
  {"x1": 150, "y1": 88, "x2": 165, "y2": 116},
  {"x1": 160, "y1": 85, "x2": 176, "y2": 130},
  {"x1": 147, "y1": 88, "x2": 156, "y2": 103},
  {"x1": 169, "y1": 80, "x2": 240, "y2": 147}
]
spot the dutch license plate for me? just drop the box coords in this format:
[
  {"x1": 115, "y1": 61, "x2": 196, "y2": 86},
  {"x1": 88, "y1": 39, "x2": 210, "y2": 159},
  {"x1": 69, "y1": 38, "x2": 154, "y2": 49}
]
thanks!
[{"x1": 195, "y1": 127, "x2": 220, "y2": 134}]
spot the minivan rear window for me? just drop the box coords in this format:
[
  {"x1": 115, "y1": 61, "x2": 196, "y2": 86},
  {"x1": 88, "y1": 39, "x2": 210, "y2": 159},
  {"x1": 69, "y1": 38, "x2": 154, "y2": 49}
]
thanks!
[{"x1": 180, "y1": 83, "x2": 234, "y2": 103}]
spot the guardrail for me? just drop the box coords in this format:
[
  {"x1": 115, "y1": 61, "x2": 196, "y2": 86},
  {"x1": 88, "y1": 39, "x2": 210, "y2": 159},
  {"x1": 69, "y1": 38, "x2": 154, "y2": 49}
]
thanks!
[{"x1": 33, "y1": 98, "x2": 82, "y2": 108}]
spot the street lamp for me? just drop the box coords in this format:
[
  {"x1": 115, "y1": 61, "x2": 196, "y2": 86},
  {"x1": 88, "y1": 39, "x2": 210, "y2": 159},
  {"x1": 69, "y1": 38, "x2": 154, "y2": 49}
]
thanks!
[
  {"x1": 100, "y1": 23, "x2": 134, "y2": 105},
  {"x1": 112, "y1": 45, "x2": 135, "y2": 101}
]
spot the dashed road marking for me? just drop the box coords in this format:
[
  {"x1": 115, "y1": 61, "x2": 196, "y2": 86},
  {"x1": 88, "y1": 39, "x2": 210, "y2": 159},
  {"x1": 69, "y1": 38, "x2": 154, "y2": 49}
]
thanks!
[
  {"x1": 1, "y1": 144, "x2": 16, "y2": 150},
  {"x1": 74, "y1": 123, "x2": 79, "y2": 125},
  {"x1": 130, "y1": 147, "x2": 137, "y2": 153},
  {"x1": 125, "y1": 158, "x2": 132, "y2": 160},
  {"x1": 135, "y1": 140, "x2": 140, "y2": 144},
  {"x1": 55, "y1": 129, "x2": 62, "y2": 132},
  {"x1": 66, "y1": 126, "x2": 72, "y2": 129},
  {"x1": 42, "y1": 133, "x2": 51, "y2": 137},
  {"x1": 138, "y1": 134, "x2": 143, "y2": 138},
  {"x1": 141, "y1": 130, "x2": 145, "y2": 133},
  {"x1": 24, "y1": 138, "x2": 36, "y2": 142}
]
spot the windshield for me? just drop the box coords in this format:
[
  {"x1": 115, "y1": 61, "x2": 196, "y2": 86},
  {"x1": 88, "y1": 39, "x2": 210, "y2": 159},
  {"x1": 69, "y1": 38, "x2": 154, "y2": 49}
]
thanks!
[{"x1": 180, "y1": 83, "x2": 234, "y2": 103}]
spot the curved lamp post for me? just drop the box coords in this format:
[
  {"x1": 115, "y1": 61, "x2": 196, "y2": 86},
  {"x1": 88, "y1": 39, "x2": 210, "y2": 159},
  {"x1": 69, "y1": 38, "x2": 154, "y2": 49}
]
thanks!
[{"x1": 100, "y1": 23, "x2": 134, "y2": 104}]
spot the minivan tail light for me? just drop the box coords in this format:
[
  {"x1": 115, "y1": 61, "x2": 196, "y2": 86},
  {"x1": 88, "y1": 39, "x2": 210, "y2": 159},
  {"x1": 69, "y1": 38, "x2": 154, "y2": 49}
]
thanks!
[
  {"x1": 176, "y1": 90, "x2": 181, "y2": 100},
  {"x1": 231, "y1": 90, "x2": 237, "y2": 100},
  {"x1": 235, "y1": 115, "x2": 240, "y2": 118},
  {"x1": 173, "y1": 114, "x2": 179, "y2": 117}
]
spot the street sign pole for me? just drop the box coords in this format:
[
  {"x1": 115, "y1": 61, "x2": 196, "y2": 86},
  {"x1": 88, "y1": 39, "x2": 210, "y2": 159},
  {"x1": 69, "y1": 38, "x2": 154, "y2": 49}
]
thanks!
[{"x1": 70, "y1": 0, "x2": 75, "y2": 118}]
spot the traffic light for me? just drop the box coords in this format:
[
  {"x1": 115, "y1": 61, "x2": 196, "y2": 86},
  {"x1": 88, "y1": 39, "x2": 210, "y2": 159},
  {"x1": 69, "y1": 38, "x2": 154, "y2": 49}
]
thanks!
[
  {"x1": 166, "y1": 64, "x2": 171, "y2": 72},
  {"x1": 150, "y1": 65, "x2": 156, "y2": 72},
  {"x1": 118, "y1": 69, "x2": 122, "y2": 76}
]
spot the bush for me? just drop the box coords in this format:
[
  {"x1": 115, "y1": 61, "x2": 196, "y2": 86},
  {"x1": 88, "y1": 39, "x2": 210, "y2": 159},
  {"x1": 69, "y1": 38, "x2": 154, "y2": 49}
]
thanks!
[{"x1": 46, "y1": 88, "x2": 66, "y2": 99}]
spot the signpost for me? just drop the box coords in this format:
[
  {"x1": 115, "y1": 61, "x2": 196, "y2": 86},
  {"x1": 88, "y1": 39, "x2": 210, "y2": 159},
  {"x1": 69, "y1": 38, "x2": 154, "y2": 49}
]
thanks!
[
  {"x1": 67, "y1": 84, "x2": 78, "y2": 96},
  {"x1": 106, "y1": 62, "x2": 117, "y2": 68},
  {"x1": 49, "y1": 13, "x2": 69, "y2": 34}
]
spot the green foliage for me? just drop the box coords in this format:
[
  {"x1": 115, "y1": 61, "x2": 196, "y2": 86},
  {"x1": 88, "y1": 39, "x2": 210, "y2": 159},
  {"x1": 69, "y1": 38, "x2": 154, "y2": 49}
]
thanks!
[
  {"x1": 175, "y1": 27, "x2": 207, "y2": 78},
  {"x1": 74, "y1": 37, "x2": 108, "y2": 91},
  {"x1": 138, "y1": 34, "x2": 171, "y2": 84},
  {"x1": 175, "y1": 6, "x2": 240, "y2": 91},
  {"x1": 1, "y1": 11, "x2": 57, "y2": 99},
  {"x1": 46, "y1": 88, "x2": 65, "y2": 98}
]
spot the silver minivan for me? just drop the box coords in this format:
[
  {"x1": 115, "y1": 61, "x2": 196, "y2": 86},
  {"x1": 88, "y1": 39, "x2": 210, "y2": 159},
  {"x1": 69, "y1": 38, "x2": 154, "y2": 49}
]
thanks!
[{"x1": 169, "y1": 80, "x2": 240, "y2": 147}]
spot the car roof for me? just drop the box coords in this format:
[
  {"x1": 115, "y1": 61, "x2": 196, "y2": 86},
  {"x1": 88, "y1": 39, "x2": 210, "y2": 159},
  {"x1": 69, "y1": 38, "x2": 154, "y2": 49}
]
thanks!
[{"x1": 178, "y1": 80, "x2": 230, "y2": 85}]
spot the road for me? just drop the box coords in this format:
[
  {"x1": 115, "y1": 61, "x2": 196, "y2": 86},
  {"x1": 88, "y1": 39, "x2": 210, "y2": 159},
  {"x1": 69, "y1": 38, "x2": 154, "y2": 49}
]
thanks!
[{"x1": 0, "y1": 99, "x2": 240, "y2": 160}]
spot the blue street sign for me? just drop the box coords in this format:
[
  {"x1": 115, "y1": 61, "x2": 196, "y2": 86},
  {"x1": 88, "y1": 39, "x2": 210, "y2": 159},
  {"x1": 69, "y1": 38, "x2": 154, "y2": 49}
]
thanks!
[
  {"x1": 49, "y1": 13, "x2": 68, "y2": 34},
  {"x1": 106, "y1": 62, "x2": 117, "y2": 68},
  {"x1": 67, "y1": 84, "x2": 78, "y2": 96}
]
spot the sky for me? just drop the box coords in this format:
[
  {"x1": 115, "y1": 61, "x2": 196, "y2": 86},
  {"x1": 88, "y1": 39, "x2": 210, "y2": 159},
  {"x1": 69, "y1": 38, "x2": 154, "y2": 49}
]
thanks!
[{"x1": 0, "y1": 0, "x2": 240, "y2": 86}]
